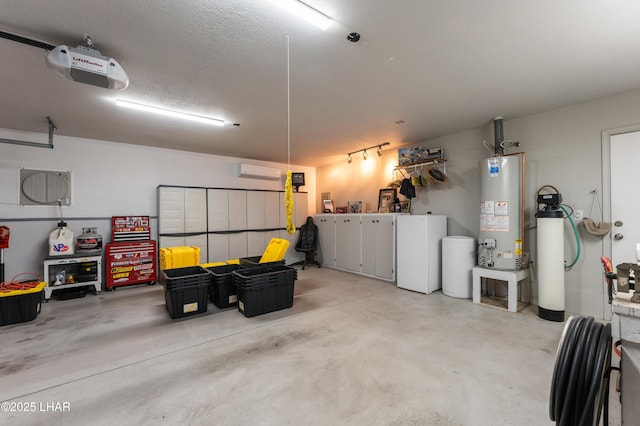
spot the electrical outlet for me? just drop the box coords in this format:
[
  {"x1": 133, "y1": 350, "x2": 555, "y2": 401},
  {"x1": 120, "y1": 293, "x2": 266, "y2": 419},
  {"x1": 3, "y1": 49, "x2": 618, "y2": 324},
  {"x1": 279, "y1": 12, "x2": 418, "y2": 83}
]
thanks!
[{"x1": 573, "y1": 210, "x2": 584, "y2": 220}]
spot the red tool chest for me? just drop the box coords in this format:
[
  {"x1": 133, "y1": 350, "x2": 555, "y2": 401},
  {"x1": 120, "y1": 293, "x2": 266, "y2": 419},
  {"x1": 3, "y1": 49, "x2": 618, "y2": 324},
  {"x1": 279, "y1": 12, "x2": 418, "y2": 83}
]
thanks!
[
  {"x1": 105, "y1": 216, "x2": 156, "y2": 290},
  {"x1": 105, "y1": 241, "x2": 157, "y2": 289}
]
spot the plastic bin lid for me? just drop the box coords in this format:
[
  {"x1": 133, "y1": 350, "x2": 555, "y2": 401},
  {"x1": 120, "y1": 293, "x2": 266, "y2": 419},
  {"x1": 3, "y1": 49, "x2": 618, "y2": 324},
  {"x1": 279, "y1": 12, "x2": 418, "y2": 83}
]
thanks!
[
  {"x1": 0, "y1": 281, "x2": 46, "y2": 297},
  {"x1": 259, "y1": 238, "x2": 290, "y2": 263}
]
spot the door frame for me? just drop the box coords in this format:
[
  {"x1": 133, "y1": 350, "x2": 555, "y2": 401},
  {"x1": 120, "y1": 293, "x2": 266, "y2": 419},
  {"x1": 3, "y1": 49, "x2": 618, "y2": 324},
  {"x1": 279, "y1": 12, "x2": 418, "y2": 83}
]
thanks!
[{"x1": 601, "y1": 123, "x2": 640, "y2": 261}]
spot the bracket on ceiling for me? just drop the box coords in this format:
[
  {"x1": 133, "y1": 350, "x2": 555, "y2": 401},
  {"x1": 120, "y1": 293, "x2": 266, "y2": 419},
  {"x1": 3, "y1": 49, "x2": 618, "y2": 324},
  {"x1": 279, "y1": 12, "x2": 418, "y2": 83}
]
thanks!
[{"x1": 0, "y1": 116, "x2": 57, "y2": 149}]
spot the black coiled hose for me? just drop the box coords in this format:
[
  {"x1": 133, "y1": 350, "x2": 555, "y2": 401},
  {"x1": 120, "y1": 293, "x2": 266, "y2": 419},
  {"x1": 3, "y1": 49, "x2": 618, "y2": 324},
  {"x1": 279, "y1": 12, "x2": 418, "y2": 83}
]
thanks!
[{"x1": 549, "y1": 316, "x2": 612, "y2": 425}]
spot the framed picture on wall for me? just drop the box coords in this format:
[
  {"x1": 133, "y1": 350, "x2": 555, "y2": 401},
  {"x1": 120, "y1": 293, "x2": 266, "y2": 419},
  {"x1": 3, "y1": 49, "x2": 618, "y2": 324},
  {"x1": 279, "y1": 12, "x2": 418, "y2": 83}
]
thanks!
[{"x1": 378, "y1": 188, "x2": 397, "y2": 213}]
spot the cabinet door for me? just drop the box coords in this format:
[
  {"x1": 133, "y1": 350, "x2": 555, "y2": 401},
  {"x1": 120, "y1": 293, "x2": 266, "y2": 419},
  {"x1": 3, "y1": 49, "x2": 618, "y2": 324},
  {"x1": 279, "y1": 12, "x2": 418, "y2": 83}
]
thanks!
[
  {"x1": 158, "y1": 187, "x2": 185, "y2": 233},
  {"x1": 208, "y1": 189, "x2": 229, "y2": 231},
  {"x1": 208, "y1": 234, "x2": 229, "y2": 263},
  {"x1": 361, "y1": 215, "x2": 378, "y2": 276},
  {"x1": 316, "y1": 215, "x2": 336, "y2": 267},
  {"x1": 185, "y1": 234, "x2": 207, "y2": 264},
  {"x1": 374, "y1": 215, "x2": 395, "y2": 280},
  {"x1": 335, "y1": 215, "x2": 361, "y2": 272},
  {"x1": 184, "y1": 188, "x2": 207, "y2": 232},
  {"x1": 264, "y1": 192, "x2": 280, "y2": 228},
  {"x1": 246, "y1": 191, "x2": 265, "y2": 229},
  {"x1": 247, "y1": 231, "x2": 266, "y2": 257},
  {"x1": 159, "y1": 235, "x2": 185, "y2": 248},
  {"x1": 229, "y1": 232, "x2": 248, "y2": 259},
  {"x1": 228, "y1": 190, "x2": 247, "y2": 230}
]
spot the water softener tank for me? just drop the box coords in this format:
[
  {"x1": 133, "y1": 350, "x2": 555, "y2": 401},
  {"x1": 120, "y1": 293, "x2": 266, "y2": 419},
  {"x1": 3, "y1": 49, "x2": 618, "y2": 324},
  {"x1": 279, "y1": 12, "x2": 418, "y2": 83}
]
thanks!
[{"x1": 536, "y1": 205, "x2": 565, "y2": 321}]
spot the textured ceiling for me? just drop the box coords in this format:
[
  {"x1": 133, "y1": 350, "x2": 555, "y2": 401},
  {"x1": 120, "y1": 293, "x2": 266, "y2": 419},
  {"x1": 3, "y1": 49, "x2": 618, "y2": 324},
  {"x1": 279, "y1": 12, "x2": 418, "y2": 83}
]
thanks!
[{"x1": 1, "y1": 1, "x2": 640, "y2": 167}]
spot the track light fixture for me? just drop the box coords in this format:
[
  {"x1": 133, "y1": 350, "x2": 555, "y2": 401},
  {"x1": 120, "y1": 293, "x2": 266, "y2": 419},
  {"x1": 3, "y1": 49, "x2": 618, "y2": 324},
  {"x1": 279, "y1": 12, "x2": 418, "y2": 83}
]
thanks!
[{"x1": 346, "y1": 142, "x2": 390, "y2": 164}]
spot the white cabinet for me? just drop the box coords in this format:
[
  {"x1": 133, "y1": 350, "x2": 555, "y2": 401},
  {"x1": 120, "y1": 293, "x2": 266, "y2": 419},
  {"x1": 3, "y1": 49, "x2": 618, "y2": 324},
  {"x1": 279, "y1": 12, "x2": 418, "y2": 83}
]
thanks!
[
  {"x1": 247, "y1": 230, "x2": 281, "y2": 257},
  {"x1": 207, "y1": 189, "x2": 230, "y2": 231},
  {"x1": 316, "y1": 213, "x2": 397, "y2": 281},
  {"x1": 247, "y1": 190, "x2": 280, "y2": 230},
  {"x1": 157, "y1": 186, "x2": 207, "y2": 261},
  {"x1": 265, "y1": 192, "x2": 280, "y2": 229},
  {"x1": 316, "y1": 214, "x2": 336, "y2": 267},
  {"x1": 209, "y1": 189, "x2": 247, "y2": 231},
  {"x1": 207, "y1": 189, "x2": 249, "y2": 262},
  {"x1": 397, "y1": 214, "x2": 447, "y2": 294},
  {"x1": 160, "y1": 186, "x2": 302, "y2": 264},
  {"x1": 207, "y1": 232, "x2": 250, "y2": 262},
  {"x1": 335, "y1": 215, "x2": 362, "y2": 273},
  {"x1": 184, "y1": 188, "x2": 207, "y2": 232},
  {"x1": 229, "y1": 232, "x2": 248, "y2": 260},
  {"x1": 362, "y1": 214, "x2": 396, "y2": 281},
  {"x1": 228, "y1": 190, "x2": 248, "y2": 231},
  {"x1": 247, "y1": 191, "x2": 266, "y2": 229},
  {"x1": 158, "y1": 186, "x2": 207, "y2": 234}
]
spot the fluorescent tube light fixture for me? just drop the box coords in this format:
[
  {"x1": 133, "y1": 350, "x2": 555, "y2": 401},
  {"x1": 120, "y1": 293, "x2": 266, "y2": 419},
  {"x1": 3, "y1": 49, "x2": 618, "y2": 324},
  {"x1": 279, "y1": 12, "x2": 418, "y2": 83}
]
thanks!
[
  {"x1": 116, "y1": 99, "x2": 225, "y2": 126},
  {"x1": 266, "y1": 0, "x2": 332, "y2": 30}
]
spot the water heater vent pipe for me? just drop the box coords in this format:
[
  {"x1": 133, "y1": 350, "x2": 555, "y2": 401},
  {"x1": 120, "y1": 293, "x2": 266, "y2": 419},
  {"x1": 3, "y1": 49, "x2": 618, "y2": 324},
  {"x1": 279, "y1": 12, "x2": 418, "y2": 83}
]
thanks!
[{"x1": 494, "y1": 116, "x2": 504, "y2": 156}]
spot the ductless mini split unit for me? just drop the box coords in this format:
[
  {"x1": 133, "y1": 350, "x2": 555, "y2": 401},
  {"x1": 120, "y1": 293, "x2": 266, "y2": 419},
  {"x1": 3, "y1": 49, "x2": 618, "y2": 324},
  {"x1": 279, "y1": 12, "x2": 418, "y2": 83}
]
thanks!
[{"x1": 238, "y1": 164, "x2": 281, "y2": 180}]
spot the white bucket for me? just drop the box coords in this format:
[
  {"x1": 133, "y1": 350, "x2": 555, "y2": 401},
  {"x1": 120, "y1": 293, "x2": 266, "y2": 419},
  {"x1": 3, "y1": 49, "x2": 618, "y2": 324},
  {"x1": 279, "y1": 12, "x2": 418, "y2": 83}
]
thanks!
[{"x1": 49, "y1": 225, "x2": 74, "y2": 256}]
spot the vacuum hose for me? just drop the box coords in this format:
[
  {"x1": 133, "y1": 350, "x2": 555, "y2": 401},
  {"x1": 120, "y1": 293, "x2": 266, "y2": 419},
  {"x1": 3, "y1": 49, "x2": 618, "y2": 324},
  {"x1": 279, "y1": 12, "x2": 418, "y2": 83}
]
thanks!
[{"x1": 549, "y1": 316, "x2": 612, "y2": 425}]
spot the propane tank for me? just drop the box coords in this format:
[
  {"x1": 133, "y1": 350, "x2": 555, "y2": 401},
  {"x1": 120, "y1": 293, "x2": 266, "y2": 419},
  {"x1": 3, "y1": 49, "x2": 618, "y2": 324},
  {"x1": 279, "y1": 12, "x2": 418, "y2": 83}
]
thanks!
[
  {"x1": 49, "y1": 221, "x2": 74, "y2": 256},
  {"x1": 536, "y1": 193, "x2": 565, "y2": 322},
  {"x1": 76, "y1": 227, "x2": 103, "y2": 253}
]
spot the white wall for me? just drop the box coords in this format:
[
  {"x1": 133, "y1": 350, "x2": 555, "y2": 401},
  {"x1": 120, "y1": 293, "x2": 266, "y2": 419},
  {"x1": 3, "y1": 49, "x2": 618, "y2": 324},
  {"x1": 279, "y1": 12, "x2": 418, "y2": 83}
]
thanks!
[
  {"x1": 0, "y1": 129, "x2": 315, "y2": 280},
  {"x1": 317, "y1": 88, "x2": 640, "y2": 320}
]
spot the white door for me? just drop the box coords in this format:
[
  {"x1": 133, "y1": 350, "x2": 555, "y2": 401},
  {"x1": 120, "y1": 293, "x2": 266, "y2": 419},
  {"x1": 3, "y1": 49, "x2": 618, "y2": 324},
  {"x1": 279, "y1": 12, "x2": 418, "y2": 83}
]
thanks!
[{"x1": 611, "y1": 131, "x2": 640, "y2": 266}]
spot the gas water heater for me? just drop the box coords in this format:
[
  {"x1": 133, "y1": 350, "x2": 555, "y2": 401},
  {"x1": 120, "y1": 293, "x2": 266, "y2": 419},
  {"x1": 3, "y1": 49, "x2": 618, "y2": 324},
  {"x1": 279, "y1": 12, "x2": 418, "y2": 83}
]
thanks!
[{"x1": 478, "y1": 118, "x2": 525, "y2": 270}]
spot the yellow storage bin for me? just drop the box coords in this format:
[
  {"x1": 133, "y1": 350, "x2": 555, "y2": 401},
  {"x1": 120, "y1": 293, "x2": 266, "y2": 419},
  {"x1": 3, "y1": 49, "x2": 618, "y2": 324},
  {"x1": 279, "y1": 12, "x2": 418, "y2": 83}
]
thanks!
[
  {"x1": 159, "y1": 246, "x2": 201, "y2": 270},
  {"x1": 259, "y1": 238, "x2": 290, "y2": 263},
  {"x1": 0, "y1": 281, "x2": 45, "y2": 326}
]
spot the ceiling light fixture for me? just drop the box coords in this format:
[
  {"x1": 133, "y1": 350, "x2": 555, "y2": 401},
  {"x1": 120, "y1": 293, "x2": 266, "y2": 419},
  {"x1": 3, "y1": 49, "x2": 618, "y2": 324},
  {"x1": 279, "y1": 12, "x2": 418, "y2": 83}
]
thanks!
[
  {"x1": 115, "y1": 99, "x2": 225, "y2": 126},
  {"x1": 266, "y1": 0, "x2": 332, "y2": 30},
  {"x1": 347, "y1": 142, "x2": 390, "y2": 164}
]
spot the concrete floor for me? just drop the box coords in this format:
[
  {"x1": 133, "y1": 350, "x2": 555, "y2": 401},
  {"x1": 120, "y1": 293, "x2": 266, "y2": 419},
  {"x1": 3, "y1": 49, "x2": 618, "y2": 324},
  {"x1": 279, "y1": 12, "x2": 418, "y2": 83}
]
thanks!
[{"x1": 0, "y1": 267, "x2": 620, "y2": 425}]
